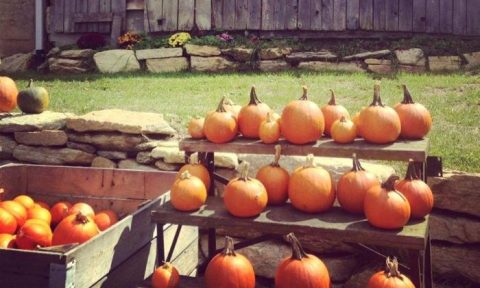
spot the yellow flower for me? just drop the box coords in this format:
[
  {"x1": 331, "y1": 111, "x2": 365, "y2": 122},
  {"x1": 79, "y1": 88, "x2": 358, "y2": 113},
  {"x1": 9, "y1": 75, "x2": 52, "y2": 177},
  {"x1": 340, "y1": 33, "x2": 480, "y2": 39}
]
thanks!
[{"x1": 168, "y1": 32, "x2": 191, "y2": 47}]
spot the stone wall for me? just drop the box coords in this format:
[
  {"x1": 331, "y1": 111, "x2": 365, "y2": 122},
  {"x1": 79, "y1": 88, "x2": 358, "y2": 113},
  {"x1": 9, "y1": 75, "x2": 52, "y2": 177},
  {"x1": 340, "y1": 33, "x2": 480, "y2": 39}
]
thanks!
[{"x1": 0, "y1": 0, "x2": 35, "y2": 58}]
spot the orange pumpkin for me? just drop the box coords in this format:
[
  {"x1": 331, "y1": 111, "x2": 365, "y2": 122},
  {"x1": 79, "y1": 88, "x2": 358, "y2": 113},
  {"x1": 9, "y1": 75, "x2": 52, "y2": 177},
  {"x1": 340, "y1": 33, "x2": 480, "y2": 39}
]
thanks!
[
  {"x1": 259, "y1": 112, "x2": 281, "y2": 144},
  {"x1": 256, "y1": 145, "x2": 289, "y2": 205},
  {"x1": 94, "y1": 210, "x2": 119, "y2": 231},
  {"x1": 52, "y1": 212, "x2": 100, "y2": 245},
  {"x1": 368, "y1": 257, "x2": 415, "y2": 288},
  {"x1": 27, "y1": 206, "x2": 52, "y2": 225},
  {"x1": 224, "y1": 162, "x2": 268, "y2": 217},
  {"x1": 395, "y1": 85, "x2": 432, "y2": 139},
  {"x1": 223, "y1": 97, "x2": 242, "y2": 119},
  {"x1": 50, "y1": 201, "x2": 72, "y2": 226},
  {"x1": 352, "y1": 107, "x2": 366, "y2": 137},
  {"x1": 238, "y1": 86, "x2": 272, "y2": 138},
  {"x1": 364, "y1": 175, "x2": 411, "y2": 229},
  {"x1": 187, "y1": 117, "x2": 205, "y2": 139},
  {"x1": 337, "y1": 154, "x2": 380, "y2": 214},
  {"x1": 34, "y1": 201, "x2": 50, "y2": 210},
  {"x1": 176, "y1": 154, "x2": 211, "y2": 191},
  {"x1": 0, "y1": 207, "x2": 17, "y2": 234},
  {"x1": 281, "y1": 86, "x2": 325, "y2": 144},
  {"x1": 275, "y1": 233, "x2": 330, "y2": 288},
  {"x1": 205, "y1": 236, "x2": 255, "y2": 288},
  {"x1": 395, "y1": 160, "x2": 434, "y2": 219},
  {"x1": 171, "y1": 171, "x2": 207, "y2": 212},
  {"x1": 152, "y1": 262, "x2": 180, "y2": 288},
  {"x1": 359, "y1": 83, "x2": 401, "y2": 144},
  {"x1": 16, "y1": 220, "x2": 52, "y2": 250},
  {"x1": 0, "y1": 233, "x2": 16, "y2": 248},
  {"x1": 0, "y1": 76, "x2": 18, "y2": 112},
  {"x1": 68, "y1": 202, "x2": 95, "y2": 218},
  {"x1": 331, "y1": 116, "x2": 357, "y2": 144},
  {"x1": 288, "y1": 154, "x2": 335, "y2": 213},
  {"x1": 0, "y1": 200, "x2": 27, "y2": 227},
  {"x1": 13, "y1": 195, "x2": 35, "y2": 210},
  {"x1": 204, "y1": 97, "x2": 238, "y2": 144},
  {"x1": 321, "y1": 89, "x2": 350, "y2": 136}
]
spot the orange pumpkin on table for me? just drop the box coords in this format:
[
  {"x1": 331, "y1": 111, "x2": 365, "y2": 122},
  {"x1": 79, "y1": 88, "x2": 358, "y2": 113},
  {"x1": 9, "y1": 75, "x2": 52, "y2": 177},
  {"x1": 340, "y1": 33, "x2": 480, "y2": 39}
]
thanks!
[
  {"x1": 321, "y1": 89, "x2": 350, "y2": 136},
  {"x1": 0, "y1": 76, "x2": 18, "y2": 112},
  {"x1": 15, "y1": 219, "x2": 52, "y2": 250},
  {"x1": 256, "y1": 145, "x2": 289, "y2": 205},
  {"x1": 204, "y1": 97, "x2": 238, "y2": 144},
  {"x1": 151, "y1": 262, "x2": 180, "y2": 288},
  {"x1": 176, "y1": 154, "x2": 211, "y2": 191},
  {"x1": 187, "y1": 117, "x2": 205, "y2": 139},
  {"x1": 52, "y1": 212, "x2": 100, "y2": 245},
  {"x1": 238, "y1": 86, "x2": 272, "y2": 138},
  {"x1": 331, "y1": 116, "x2": 357, "y2": 144},
  {"x1": 94, "y1": 210, "x2": 119, "y2": 231},
  {"x1": 171, "y1": 170, "x2": 207, "y2": 212},
  {"x1": 368, "y1": 257, "x2": 415, "y2": 288},
  {"x1": 395, "y1": 85, "x2": 432, "y2": 139},
  {"x1": 259, "y1": 112, "x2": 281, "y2": 144}
]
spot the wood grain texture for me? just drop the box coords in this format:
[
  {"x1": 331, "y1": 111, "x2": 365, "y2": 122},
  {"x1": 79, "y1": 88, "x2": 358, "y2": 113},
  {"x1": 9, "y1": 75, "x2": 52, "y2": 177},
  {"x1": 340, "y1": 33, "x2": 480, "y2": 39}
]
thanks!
[
  {"x1": 261, "y1": 0, "x2": 275, "y2": 30},
  {"x1": 332, "y1": 0, "x2": 347, "y2": 31},
  {"x1": 359, "y1": 0, "x2": 374, "y2": 30},
  {"x1": 413, "y1": 0, "x2": 426, "y2": 32},
  {"x1": 111, "y1": 0, "x2": 127, "y2": 30},
  {"x1": 223, "y1": 0, "x2": 235, "y2": 30},
  {"x1": 99, "y1": 0, "x2": 112, "y2": 34},
  {"x1": 373, "y1": 0, "x2": 386, "y2": 30},
  {"x1": 453, "y1": 0, "x2": 467, "y2": 35},
  {"x1": 297, "y1": 0, "x2": 312, "y2": 30},
  {"x1": 235, "y1": 0, "x2": 249, "y2": 29},
  {"x1": 212, "y1": 0, "x2": 223, "y2": 29},
  {"x1": 87, "y1": 0, "x2": 99, "y2": 32},
  {"x1": 439, "y1": 0, "x2": 452, "y2": 33},
  {"x1": 399, "y1": 0, "x2": 413, "y2": 31},
  {"x1": 247, "y1": 0, "x2": 262, "y2": 29},
  {"x1": 196, "y1": 0, "x2": 212, "y2": 30},
  {"x1": 64, "y1": 0, "x2": 75, "y2": 32},
  {"x1": 466, "y1": 0, "x2": 480, "y2": 35},
  {"x1": 426, "y1": 0, "x2": 440, "y2": 33},
  {"x1": 385, "y1": 0, "x2": 399, "y2": 31},
  {"x1": 178, "y1": 0, "x2": 195, "y2": 30},
  {"x1": 320, "y1": 0, "x2": 333, "y2": 31},
  {"x1": 54, "y1": 0, "x2": 65, "y2": 32},
  {"x1": 162, "y1": 0, "x2": 178, "y2": 31},
  {"x1": 346, "y1": 0, "x2": 360, "y2": 30},
  {"x1": 285, "y1": 0, "x2": 298, "y2": 30},
  {"x1": 274, "y1": 0, "x2": 287, "y2": 30}
]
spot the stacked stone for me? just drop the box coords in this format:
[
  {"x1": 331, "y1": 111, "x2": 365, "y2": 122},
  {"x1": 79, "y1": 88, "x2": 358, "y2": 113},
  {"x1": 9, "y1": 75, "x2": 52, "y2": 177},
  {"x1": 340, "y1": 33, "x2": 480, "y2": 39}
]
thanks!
[
  {"x1": 46, "y1": 48, "x2": 95, "y2": 73},
  {"x1": 294, "y1": 50, "x2": 364, "y2": 73},
  {"x1": 257, "y1": 47, "x2": 293, "y2": 72},
  {"x1": 186, "y1": 44, "x2": 238, "y2": 72},
  {"x1": 137, "y1": 48, "x2": 188, "y2": 73},
  {"x1": 0, "y1": 52, "x2": 33, "y2": 73}
]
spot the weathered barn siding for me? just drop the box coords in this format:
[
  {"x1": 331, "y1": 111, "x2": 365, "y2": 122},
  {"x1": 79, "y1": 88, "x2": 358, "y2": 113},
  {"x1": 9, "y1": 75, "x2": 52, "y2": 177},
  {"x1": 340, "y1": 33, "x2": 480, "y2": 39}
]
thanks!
[{"x1": 0, "y1": 0, "x2": 35, "y2": 57}]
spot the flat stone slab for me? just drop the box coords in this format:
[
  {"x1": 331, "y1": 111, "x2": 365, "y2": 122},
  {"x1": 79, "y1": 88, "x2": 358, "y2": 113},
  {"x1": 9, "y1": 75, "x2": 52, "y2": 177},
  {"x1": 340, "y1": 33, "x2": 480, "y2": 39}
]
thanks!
[
  {"x1": 135, "y1": 48, "x2": 183, "y2": 60},
  {"x1": 298, "y1": 61, "x2": 365, "y2": 72},
  {"x1": 91, "y1": 156, "x2": 117, "y2": 168},
  {"x1": 66, "y1": 141, "x2": 96, "y2": 154},
  {"x1": 428, "y1": 56, "x2": 462, "y2": 71},
  {"x1": 59, "y1": 49, "x2": 94, "y2": 59},
  {"x1": 258, "y1": 60, "x2": 290, "y2": 72},
  {"x1": 146, "y1": 57, "x2": 189, "y2": 73},
  {"x1": 365, "y1": 58, "x2": 392, "y2": 65},
  {"x1": 463, "y1": 51, "x2": 480, "y2": 70},
  {"x1": 67, "y1": 132, "x2": 145, "y2": 152},
  {"x1": 258, "y1": 47, "x2": 293, "y2": 60},
  {"x1": 94, "y1": 50, "x2": 140, "y2": 73},
  {"x1": 97, "y1": 150, "x2": 127, "y2": 160},
  {"x1": 14, "y1": 130, "x2": 68, "y2": 146},
  {"x1": 0, "y1": 135, "x2": 17, "y2": 159},
  {"x1": 0, "y1": 111, "x2": 72, "y2": 133},
  {"x1": 118, "y1": 159, "x2": 158, "y2": 171},
  {"x1": 394, "y1": 48, "x2": 426, "y2": 66},
  {"x1": 135, "y1": 140, "x2": 178, "y2": 151},
  {"x1": 221, "y1": 48, "x2": 254, "y2": 62},
  {"x1": 398, "y1": 65, "x2": 427, "y2": 73},
  {"x1": 66, "y1": 109, "x2": 176, "y2": 136},
  {"x1": 343, "y1": 49, "x2": 391, "y2": 60},
  {"x1": 286, "y1": 50, "x2": 337, "y2": 62},
  {"x1": 368, "y1": 64, "x2": 394, "y2": 74},
  {"x1": 430, "y1": 212, "x2": 480, "y2": 244},
  {"x1": 0, "y1": 53, "x2": 33, "y2": 73},
  {"x1": 13, "y1": 145, "x2": 95, "y2": 165},
  {"x1": 184, "y1": 44, "x2": 221, "y2": 56},
  {"x1": 190, "y1": 56, "x2": 237, "y2": 72}
]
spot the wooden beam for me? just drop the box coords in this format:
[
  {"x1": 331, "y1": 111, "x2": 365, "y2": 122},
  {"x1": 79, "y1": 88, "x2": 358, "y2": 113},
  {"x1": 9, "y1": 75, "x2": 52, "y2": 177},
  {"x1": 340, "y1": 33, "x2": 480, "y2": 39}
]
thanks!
[
  {"x1": 73, "y1": 12, "x2": 114, "y2": 23},
  {"x1": 412, "y1": 0, "x2": 426, "y2": 32}
]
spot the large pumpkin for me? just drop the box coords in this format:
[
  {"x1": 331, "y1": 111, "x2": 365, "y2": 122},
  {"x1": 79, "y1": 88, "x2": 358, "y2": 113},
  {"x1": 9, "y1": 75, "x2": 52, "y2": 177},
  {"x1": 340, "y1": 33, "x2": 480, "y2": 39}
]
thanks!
[
  {"x1": 0, "y1": 200, "x2": 27, "y2": 227},
  {"x1": 176, "y1": 154, "x2": 211, "y2": 191},
  {"x1": 288, "y1": 154, "x2": 335, "y2": 213},
  {"x1": 205, "y1": 236, "x2": 255, "y2": 288},
  {"x1": 359, "y1": 83, "x2": 401, "y2": 144},
  {"x1": 17, "y1": 79, "x2": 50, "y2": 114},
  {"x1": 321, "y1": 89, "x2": 350, "y2": 136},
  {"x1": 52, "y1": 212, "x2": 100, "y2": 245},
  {"x1": 224, "y1": 162, "x2": 268, "y2": 217},
  {"x1": 151, "y1": 262, "x2": 180, "y2": 288},
  {"x1": 0, "y1": 207, "x2": 17, "y2": 234},
  {"x1": 237, "y1": 86, "x2": 272, "y2": 138},
  {"x1": 364, "y1": 175, "x2": 411, "y2": 229},
  {"x1": 395, "y1": 85, "x2": 432, "y2": 139},
  {"x1": 0, "y1": 76, "x2": 18, "y2": 112},
  {"x1": 13, "y1": 194, "x2": 35, "y2": 210},
  {"x1": 256, "y1": 145, "x2": 289, "y2": 205},
  {"x1": 204, "y1": 97, "x2": 238, "y2": 144},
  {"x1": 15, "y1": 220, "x2": 52, "y2": 250},
  {"x1": 0, "y1": 233, "x2": 16, "y2": 248},
  {"x1": 275, "y1": 233, "x2": 330, "y2": 288},
  {"x1": 337, "y1": 154, "x2": 380, "y2": 214},
  {"x1": 368, "y1": 257, "x2": 415, "y2": 288},
  {"x1": 171, "y1": 170, "x2": 207, "y2": 212},
  {"x1": 281, "y1": 86, "x2": 325, "y2": 144},
  {"x1": 395, "y1": 160, "x2": 434, "y2": 219},
  {"x1": 50, "y1": 201, "x2": 72, "y2": 226},
  {"x1": 27, "y1": 206, "x2": 52, "y2": 225}
]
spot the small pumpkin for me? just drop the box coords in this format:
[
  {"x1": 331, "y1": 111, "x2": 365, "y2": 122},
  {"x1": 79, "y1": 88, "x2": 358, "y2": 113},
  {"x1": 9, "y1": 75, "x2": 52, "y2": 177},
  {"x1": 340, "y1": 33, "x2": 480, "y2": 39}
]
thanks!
[
  {"x1": 223, "y1": 97, "x2": 242, "y2": 119},
  {"x1": 0, "y1": 233, "x2": 16, "y2": 248},
  {"x1": 15, "y1": 220, "x2": 52, "y2": 250},
  {"x1": 256, "y1": 145, "x2": 290, "y2": 205},
  {"x1": 94, "y1": 210, "x2": 119, "y2": 231},
  {"x1": 275, "y1": 233, "x2": 330, "y2": 288},
  {"x1": 13, "y1": 195, "x2": 35, "y2": 210},
  {"x1": 288, "y1": 154, "x2": 335, "y2": 213},
  {"x1": 50, "y1": 201, "x2": 72, "y2": 226},
  {"x1": 0, "y1": 207, "x2": 17, "y2": 234},
  {"x1": 187, "y1": 117, "x2": 205, "y2": 139},
  {"x1": 364, "y1": 175, "x2": 411, "y2": 229},
  {"x1": 238, "y1": 86, "x2": 272, "y2": 138},
  {"x1": 337, "y1": 154, "x2": 380, "y2": 214},
  {"x1": 68, "y1": 202, "x2": 95, "y2": 218},
  {"x1": 0, "y1": 76, "x2": 18, "y2": 112},
  {"x1": 281, "y1": 86, "x2": 325, "y2": 144},
  {"x1": 224, "y1": 162, "x2": 268, "y2": 217},
  {"x1": 176, "y1": 154, "x2": 211, "y2": 191},
  {"x1": 171, "y1": 170, "x2": 207, "y2": 212},
  {"x1": 205, "y1": 236, "x2": 255, "y2": 288},
  {"x1": 359, "y1": 82, "x2": 401, "y2": 144},
  {"x1": 17, "y1": 79, "x2": 49, "y2": 114},
  {"x1": 321, "y1": 89, "x2": 350, "y2": 136},
  {"x1": 52, "y1": 212, "x2": 100, "y2": 245},
  {"x1": 152, "y1": 262, "x2": 180, "y2": 288},
  {"x1": 395, "y1": 160, "x2": 434, "y2": 219},
  {"x1": 204, "y1": 97, "x2": 238, "y2": 144},
  {"x1": 331, "y1": 116, "x2": 357, "y2": 144},
  {"x1": 368, "y1": 257, "x2": 415, "y2": 288},
  {"x1": 259, "y1": 112, "x2": 281, "y2": 144},
  {"x1": 0, "y1": 200, "x2": 27, "y2": 227},
  {"x1": 395, "y1": 85, "x2": 432, "y2": 139},
  {"x1": 27, "y1": 206, "x2": 52, "y2": 225}
]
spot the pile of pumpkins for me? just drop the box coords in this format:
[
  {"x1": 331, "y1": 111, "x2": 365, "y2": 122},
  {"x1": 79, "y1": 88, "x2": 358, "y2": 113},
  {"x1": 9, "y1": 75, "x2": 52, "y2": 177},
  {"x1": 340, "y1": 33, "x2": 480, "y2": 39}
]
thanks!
[
  {"x1": 0, "y1": 76, "x2": 50, "y2": 114},
  {"x1": 0, "y1": 193, "x2": 118, "y2": 250},
  {"x1": 188, "y1": 82, "x2": 432, "y2": 145}
]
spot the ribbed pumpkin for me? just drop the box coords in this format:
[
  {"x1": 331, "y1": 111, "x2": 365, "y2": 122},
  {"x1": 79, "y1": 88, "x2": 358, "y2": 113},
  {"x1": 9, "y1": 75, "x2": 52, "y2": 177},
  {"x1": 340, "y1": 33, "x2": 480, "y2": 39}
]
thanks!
[
  {"x1": 0, "y1": 207, "x2": 17, "y2": 234},
  {"x1": 94, "y1": 210, "x2": 119, "y2": 231},
  {"x1": 27, "y1": 206, "x2": 52, "y2": 225},
  {"x1": 13, "y1": 195, "x2": 35, "y2": 210},
  {"x1": 34, "y1": 201, "x2": 50, "y2": 210},
  {"x1": 223, "y1": 98, "x2": 242, "y2": 119},
  {"x1": 188, "y1": 117, "x2": 205, "y2": 139},
  {"x1": 331, "y1": 116, "x2": 357, "y2": 144},
  {"x1": 281, "y1": 86, "x2": 325, "y2": 144},
  {"x1": 337, "y1": 154, "x2": 380, "y2": 214},
  {"x1": 171, "y1": 171, "x2": 207, "y2": 212},
  {"x1": 395, "y1": 85, "x2": 432, "y2": 139},
  {"x1": 224, "y1": 162, "x2": 268, "y2": 217},
  {"x1": 395, "y1": 160, "x2": 434, "y2": 219},
  {"x1": 205, "y1": 236, "x2": 255, "y2": 288},
  {"x1": 275, "y1": 233, "x2": 330, "y2": 288},
  {"x1": 368, "y1": 257, "x2": 415, "y2": 288},
  {"x1": 16, "y1": 220, "x2": 52, "y2": 250},
  {"x1": 238, "y1": 86, "x2": 272, "y2": 138},
  {"x1": 259, "y1": 112, "x2": 281, "y2": 144},
  {"x1": 359, "y1": 83, "x2": 401, "y2": 144},
  {"x1": 322, "y1": 90, "x2": 350, "y2": 136},
  {"x1": 256, "y1": 145, "x2": 290, "y2": 205},
  {"x1": 176, "y1": 154, "x2": 211, "y2": 191},
  {"x1": 0, "y1": 233, "x2": 16, "y2": 248},
  {"x1": 50, "y1": 201, "x2": 72, "y2": 226},
  {"x1": 0, "y1": 200, "x2": 27, "y2": 227},
  {"x1": 364, "y1": 176, "x2": 411, "y2": 229},
  {"x1": 204, "y1": 97, "x2": 238, "y2": 144},
  {"x1": 151, "y1": 262, "x2": 180, "y2": 288},
  {"x1": 288, "y1": 154, "x2": 335, "y2": 213},
  {"x1": 0, "y1": 76, "x2": 18, "y2": 112},
  {"x1": 52, "y1": 212, "x2": 100, "y2": 245},
  {"x1": 17, "y1": 79, "x2": 50, "y2": 114},
  {"x1": 68, "y1": 202, "x2": 95, "y2": 218}
]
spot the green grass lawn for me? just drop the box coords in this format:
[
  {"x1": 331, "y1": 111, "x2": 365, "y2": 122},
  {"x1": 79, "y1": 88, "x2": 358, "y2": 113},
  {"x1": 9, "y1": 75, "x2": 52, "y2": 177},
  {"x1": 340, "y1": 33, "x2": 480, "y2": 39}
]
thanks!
[{"x1": 10, "y1": 71, "x2": 480, "y2": 173}]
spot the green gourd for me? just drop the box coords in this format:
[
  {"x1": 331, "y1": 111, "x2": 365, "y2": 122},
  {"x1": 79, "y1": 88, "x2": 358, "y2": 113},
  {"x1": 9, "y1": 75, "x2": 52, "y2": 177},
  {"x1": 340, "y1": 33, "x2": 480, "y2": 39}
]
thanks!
[{"x1": 17, "y1": 79, "x2": 49, "y2": 114}]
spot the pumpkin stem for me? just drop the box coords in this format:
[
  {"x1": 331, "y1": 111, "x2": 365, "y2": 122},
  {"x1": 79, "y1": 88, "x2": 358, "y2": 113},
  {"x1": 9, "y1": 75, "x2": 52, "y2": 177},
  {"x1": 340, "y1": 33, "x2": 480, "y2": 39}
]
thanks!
[
  {"x1": 271, "y1": 145, "x2": 282, "y2": 167},
  {"x1": 248, "y1": 86, "x2": 262, "y2": 105},
  {"x1": 370, "y1": 82, "x2": 384, "y2": 107},
  {"x1": 285, "y1": 233, "x2": 309, "y2": 260},
  {"x1": 339, "y1": 116, "x2": 347, "y2": 123},
  {"x1": 75, "y1": 212, "x2": 90, "y2": 224},
  {"x1": 382, "y1": 175, "x2": 400, "y2": 191},
  {"x1": 405, "y1": 159, "x2": 419, "y2": 181},
  {"x1": 224, "y1": 97, "x2": 235, "y2": 106},
  {"x1": 351, "y1": 153, "x2": 365, "y2": 172},
  {"x1": 222, "y1": 236, "x2": 236, "y2": 256},
  {"x1": 180, "y1": 170, "x2": 192, "y2": 180},
  {"x1": 161, "y1": 261, "x2": 173, "y2": 271},
  {"x1": 266, "y1": 112, "x2": 274, "y2": 123},
  {"x1": 401, "y1": 85, "x2": 415, "y2": 104},
  {"x1": 238, "y1": 161, "x2": 251, "y2": 181},
  {"x1": 215, "y1": 96, "x2": 228, "y2": 113},
  {"x1": 299, "y1": 86, "x2": 309, "y2": 100},
  {"x1": 303, "y1": 154, "x2": 316, "y2": 168},
  {"x1": 27, "y1": 79, "x2": 34, "y2": 88},
  {"x1": 328, "y1": 89, "x2": 337, "y2": 105},
  {"x1": 385, "y1": 257, "x2": 403, "y2": 278}
]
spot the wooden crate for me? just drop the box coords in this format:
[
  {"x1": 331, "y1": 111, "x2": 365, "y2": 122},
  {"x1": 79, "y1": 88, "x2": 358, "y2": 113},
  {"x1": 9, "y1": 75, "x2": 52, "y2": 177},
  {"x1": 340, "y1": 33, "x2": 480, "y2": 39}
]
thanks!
[{"x1": 0, "y1": 164, "x2": 198, "y2": 288}]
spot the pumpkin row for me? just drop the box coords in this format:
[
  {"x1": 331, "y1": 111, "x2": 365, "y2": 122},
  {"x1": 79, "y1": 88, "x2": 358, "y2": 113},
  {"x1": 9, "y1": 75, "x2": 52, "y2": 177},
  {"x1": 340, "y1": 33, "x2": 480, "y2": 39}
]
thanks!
[
  {"x1": 0, "y1": 76, "x2": 50, "y2": 114},
  {"x1": 0, "y1": 194, "x2": 118, "y2": 250},
  {"x1": 188, "y1": 82, "x2": 432, "y2": 145},
  {"x1": 151, "y1": 234, "x2": 414, "y2": 288},
  {"x1": 170, "y1": 148, "x2": 434, "y2": 230}
]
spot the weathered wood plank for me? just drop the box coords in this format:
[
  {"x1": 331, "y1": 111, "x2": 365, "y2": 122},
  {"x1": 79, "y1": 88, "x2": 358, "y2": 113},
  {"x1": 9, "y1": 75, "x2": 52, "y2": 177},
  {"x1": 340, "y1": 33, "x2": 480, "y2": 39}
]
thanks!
[
  {"x1": 178, "y1": 0, "x2": 195, "y2": 31},
  {"x1": 426, "y1": 0, "x2": 440, "y2": 33},
  {"x1": 261, "y1": 0, "x2": 275, "y2": 30},
  {"x1": 373, "y1": 0, "x2": 386, "y2": 30},
  {"x1": 99, "y1": 0, "x2": 112, "y2": 34},
  {"x1": 127, "y1": 0, "x2": 144, "y2": 10},
  {"x1": 223, "y1": 0, "x2": 235, "y2": 30},
  {"x1": 54, "y1": 0, "x2": 65, "y2": 32},
  {"x1": 398, "y1": 0, "x2": 413, "y2": 31},
  {"x1": 466, "y1": 0, "x2": 480, "y2": 35},
  {"x1": 87, "y1": 0, "x2": 99, "y2": 32},
  {"x1": 285, "y1": 0, "x2": 298, "y2": 30},
  {"x1": 385, "y1": 0, "x2": 399, "y2": 31},
  {"x1": 412, "y1": 0, "x2": 426, "y2": 32},
  {"x1": 196, "y1": 0, "x2": 212, "y2": 30},
  {"x1": 452, "y1": 0, "x2": 467, "y2": 35},
  {"x1": 332, "y1": 0, "x2": 347, "y2": 31},
  {"x1": 63, "y1": 0, "x2": 75, "y2": 32},
  {"x1": 73, "y1": 12, "x2": 113, "y2": 23},
  {"x1": 247, "y1": 0, "x2": 262, "y2": 29},
  {"x1": 346, "y1": 0, "x2": 360, "y2": 30},
  {"x1": 235, "y1": 0, "x2": 249, "y2": 29},
  {"x1": 297, "y1": 0, "x2": 311, "y2": 30},
  {"x1": 0, "y1": 165, "x2": 27, "y2": 196},
  {"x1": 320, "y1": 0, "x2": 333, "y2": 31},
  {"x1": 77, "y1": 0, "x2": 89, "y2": 33},
  {"x1": 0, "y1": 248, "x2": 65, "y2": 277},
  {"x1": 144, "y1": 0, "x2": 162, "y2": 32},
  {"x1": 309, "y1": 0, "x2": 321, "y2": 30},
  {"x1": 161, "y1": 0, "x2": 178, "y2": 31},
  {"x1": 439, "y1": 0, "x2": 452, "y2": 33},
  {"x1": 212, "y1": 0, "x2": 223, "y2": 29},
  {"x1": 359, "y1": 0, "x2": 374, "y2": 30},
  {"x1": 273, "y1": 0, "x2": 287, "y2": 30},
  {"x1": 112, "y1": 0, "x2": 127, "y2": 30}
]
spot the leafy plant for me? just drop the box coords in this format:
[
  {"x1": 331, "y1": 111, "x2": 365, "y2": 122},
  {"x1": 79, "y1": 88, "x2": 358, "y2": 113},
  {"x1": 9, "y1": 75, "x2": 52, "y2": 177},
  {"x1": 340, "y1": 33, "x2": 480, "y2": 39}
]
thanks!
[{"x1": 117, "y1": 32, "x2": 142, "y2": 49}]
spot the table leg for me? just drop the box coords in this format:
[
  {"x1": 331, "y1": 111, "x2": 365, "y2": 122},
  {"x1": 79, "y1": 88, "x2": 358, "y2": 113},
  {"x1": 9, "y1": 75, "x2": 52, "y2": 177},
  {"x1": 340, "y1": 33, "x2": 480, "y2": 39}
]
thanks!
[
  {"x1": 156, "y1": 223, "x2": 165, "y2": 267},
  {"x1": 408, "y1": 249, "x2": 423, "y2": 288},
  {"x1": 208, "y1": 228, "x2": 217, "y2": 259},
  {"x1": 424, "y1": 235, "x2": 433, "y2": 288}
]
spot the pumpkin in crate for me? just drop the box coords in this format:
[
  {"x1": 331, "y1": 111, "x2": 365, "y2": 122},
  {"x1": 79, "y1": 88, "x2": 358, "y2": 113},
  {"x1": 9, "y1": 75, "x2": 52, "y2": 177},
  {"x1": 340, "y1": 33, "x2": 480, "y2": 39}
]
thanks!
[
  {"x1": 275, "y1": 233, "x2": 330, "y2": 288},
  {"x1": 151, "y1": 262, "x2": 180, "y2": 288},
  {"x1": 331, "y1": 116, "x2": 357, "y2": 144},
  {"x1": 0, "y1": 76, "x2": 18, "y2": 112},
  {"x1": 395, "y1": 160, "x2": 434, "y2": 218},
  {"x1": 224, "y1": 161, "x2": 268, "y2": 217},
  {"x1": 171, "y1": 171, "x2": 207, "y2": 212},
  {"x1": 0, "y1": 233, "x2": 16, "y2": 248},
  {"x1": 94, "y1": 210, "x2": 119, "y2": 231},
  {"x1": 205, "y1": 236, "x2": 255, "y2": 288},
  {"x1": 52, "y1": 212, "x2": 100, "y2": 245},
  {"x1": 0, "y1": 207, "x2": 17, "y2": 234},
  {"x1": 27, "y1": 206, "x2": 52, "y2": 225},
  {"x1": 50, "y1": 201, "x2": 72, "y2": 226},
  {"x1": 34, "y1": 201, "x2": 50, "y2": 210},
  {"x1": 16, "y1": 219, "x2": 52, "y2": 250},
  {"x1": 259, "y1": 112, "x2": 281, "y2": 144},
  {"x1": 395, "y1": 85, "x2": 432, "y2": 139},
  {"x1": 256, "y1": 145, "x2": 290, "y2": 205},
  {"x1": 188, "y1": 117, "x2": 205, "y2": 139},
  {"x1": 0, "y1": 200, "x2": 27, "y2": 227},
  {"x1": 176, "y1": 154, "x2": 211, "y2": 191},
  {"x1": 368, "y1": 257, "x2": 415, "y2": 288},
  {"x1": 204, "y1": 97, "x2": 238, "y2": 144},
  {"x1": 337, "y1": 154, "x2": 380, "y2": 214},
  {"x1": 288, "y1": 154, "x2": 335, "y2": 213},
  {"x1": 238, "y1": 86, "x2": 272, "y2": 138},
  {"x1": 17, "y1": 79, "x2": 50, "y2": 114},
  {"x1": 364, "y1": 175, "x2": 411, "y2": 229},
  {"x1": 281, "y1": 86, "x2": 325, "y2": 144},
  {"x1": 68, "y1": 202, "x2": 95, "y2": 218},
  {"x1": 13, "y1": 195, "x2": 35, "y2": 210},
  {"x1": 359, "y1": 82, "x2": 401, "y2": 144},
  {"x1": 321, "y1": 89, "x2": 350, "y2": 136}
]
